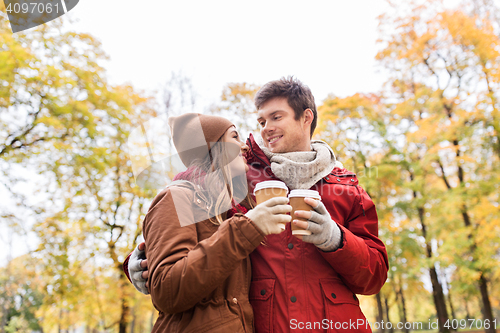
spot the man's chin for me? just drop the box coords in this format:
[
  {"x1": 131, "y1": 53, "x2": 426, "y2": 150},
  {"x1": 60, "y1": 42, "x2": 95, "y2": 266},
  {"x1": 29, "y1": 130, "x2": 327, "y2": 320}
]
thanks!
[
  {"x1": 264, "y1": 139, "x2": 287, "y2": 153},
  {"x1": 269, "y1": 147, "x2": 285, "y2": 154}
]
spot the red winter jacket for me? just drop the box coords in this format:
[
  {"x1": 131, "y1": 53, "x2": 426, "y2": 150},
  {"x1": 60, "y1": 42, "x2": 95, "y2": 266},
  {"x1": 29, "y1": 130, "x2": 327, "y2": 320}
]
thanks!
[{"x1": 244, "y1": 134, "x2": 388, "y2": 333}]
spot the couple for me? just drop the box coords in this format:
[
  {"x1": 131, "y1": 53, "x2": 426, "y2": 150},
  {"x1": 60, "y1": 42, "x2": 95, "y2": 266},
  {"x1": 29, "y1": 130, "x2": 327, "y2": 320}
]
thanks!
[{"x1": 124, "y1": 77, "x2": 388, "y2": 332}]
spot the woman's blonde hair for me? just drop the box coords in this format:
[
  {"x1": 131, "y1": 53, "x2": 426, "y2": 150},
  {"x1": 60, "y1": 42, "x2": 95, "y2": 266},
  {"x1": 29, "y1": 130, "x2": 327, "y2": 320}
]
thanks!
[{"x1": 187, "y1": 135, "x2": 254, "y2": 225}]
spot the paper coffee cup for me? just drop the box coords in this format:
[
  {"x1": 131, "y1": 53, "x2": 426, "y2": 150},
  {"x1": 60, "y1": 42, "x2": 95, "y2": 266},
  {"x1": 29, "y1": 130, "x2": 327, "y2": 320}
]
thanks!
[
  {"x1": 289, "y1": 189, "x2": 321, "y2": 237},
  {"x1": 254, "y1": 181, "x2": 289, "y2": 230}
]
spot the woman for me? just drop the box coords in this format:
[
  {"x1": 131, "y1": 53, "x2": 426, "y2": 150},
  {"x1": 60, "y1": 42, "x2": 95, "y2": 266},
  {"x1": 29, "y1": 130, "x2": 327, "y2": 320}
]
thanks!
[{"x1": 140, "y1": 113, "x2": 291, "y2": 332}]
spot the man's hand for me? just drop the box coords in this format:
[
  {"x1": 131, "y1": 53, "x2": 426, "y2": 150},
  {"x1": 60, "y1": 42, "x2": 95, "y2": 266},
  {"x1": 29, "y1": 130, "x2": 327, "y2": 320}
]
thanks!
[
  {"x1": 128, "y1": 242, "x2": 150, "y2": 295},
  {"x1": 292, "y1": 198, "x2": 342, "y2": 252}
]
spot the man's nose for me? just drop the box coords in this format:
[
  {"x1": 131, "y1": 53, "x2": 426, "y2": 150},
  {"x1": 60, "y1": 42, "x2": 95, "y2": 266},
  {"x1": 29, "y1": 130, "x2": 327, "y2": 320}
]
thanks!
[{"x1": 262, "y1": 122, "x2": 274, "y2": 133}]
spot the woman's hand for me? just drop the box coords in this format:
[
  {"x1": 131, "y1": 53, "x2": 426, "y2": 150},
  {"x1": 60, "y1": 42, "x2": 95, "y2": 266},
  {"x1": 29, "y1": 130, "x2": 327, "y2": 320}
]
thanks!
[
  {"x1": 245, "y1": 197, "x2": 292, "y2": 235},
  {"x1": 128, "y1": 242, "x2": 150, "y2": 295}
]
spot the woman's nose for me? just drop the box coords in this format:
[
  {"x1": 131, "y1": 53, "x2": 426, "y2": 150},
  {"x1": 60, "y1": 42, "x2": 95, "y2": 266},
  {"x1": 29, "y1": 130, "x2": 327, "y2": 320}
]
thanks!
[{"x1": 240, "y1": 142, "x2": 249, "y2": 153}]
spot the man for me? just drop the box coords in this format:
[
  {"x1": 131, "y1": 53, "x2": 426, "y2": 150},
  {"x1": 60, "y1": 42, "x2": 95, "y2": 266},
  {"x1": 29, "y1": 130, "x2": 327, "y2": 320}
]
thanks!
[{"x1": 126, "y1": 77, "x2": 388, "y2": 332}]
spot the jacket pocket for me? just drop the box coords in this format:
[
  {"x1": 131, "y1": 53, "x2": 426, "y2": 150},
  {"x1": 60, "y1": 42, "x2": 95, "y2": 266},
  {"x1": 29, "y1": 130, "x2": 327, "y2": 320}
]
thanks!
[
  {"x1": 249, "y1": 279, "x2": 275, "y2": 333},
  {"x1": 320, "y1": 279, "x2": 370, "y2": 333}
]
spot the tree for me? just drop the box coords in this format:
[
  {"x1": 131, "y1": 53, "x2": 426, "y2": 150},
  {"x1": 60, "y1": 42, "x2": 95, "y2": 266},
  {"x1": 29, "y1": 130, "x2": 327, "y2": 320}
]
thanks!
[
  {"x1": 1, "y1": 4, "x2": 157, "y2": 331},
  {"x1": 316, "y1": 93, "x2": 439, "y2": 329},
  {"x1": 0, "y1": 3, "x2": 114, "y2": 248},
  {"x1": 377, "y1": 1, "x2": 500, "y2": 331},
  {"x1": 0, "y1": 255, "x2": 44, "y2": 333},
  {"x1": 210, "y1": 82, "x2": 260, "y2": 139}
]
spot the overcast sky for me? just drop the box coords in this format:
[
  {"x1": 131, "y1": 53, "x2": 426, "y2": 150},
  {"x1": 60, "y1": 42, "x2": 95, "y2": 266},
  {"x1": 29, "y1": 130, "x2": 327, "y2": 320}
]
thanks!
[{"x1": 66, "y1": 0, "x2": 392, "y2": 106}]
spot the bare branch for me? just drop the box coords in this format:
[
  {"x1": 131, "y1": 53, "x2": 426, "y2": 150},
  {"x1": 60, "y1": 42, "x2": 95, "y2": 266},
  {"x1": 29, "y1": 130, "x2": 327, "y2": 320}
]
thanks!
[{"x1": 435, "y1": 158, "x2": 452, "y2": 190}]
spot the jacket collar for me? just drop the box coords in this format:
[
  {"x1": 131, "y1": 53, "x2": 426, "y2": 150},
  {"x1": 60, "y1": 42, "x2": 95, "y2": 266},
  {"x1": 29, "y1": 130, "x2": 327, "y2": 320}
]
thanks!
[{"x1": 245, "y1": 133, "x2": 271, "y2": 168}]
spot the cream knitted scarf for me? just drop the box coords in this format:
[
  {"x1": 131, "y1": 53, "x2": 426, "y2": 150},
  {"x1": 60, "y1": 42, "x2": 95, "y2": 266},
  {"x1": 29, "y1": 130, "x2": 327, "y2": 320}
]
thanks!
[{"x1": 256, "y1": 136, "x2": 343, "y2": 190}]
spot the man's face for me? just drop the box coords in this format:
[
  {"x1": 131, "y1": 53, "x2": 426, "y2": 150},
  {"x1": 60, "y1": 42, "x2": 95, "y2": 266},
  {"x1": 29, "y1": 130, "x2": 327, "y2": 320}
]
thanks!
[{"x1": 257, "y1": 97, "x2": 311, "y2": 153}]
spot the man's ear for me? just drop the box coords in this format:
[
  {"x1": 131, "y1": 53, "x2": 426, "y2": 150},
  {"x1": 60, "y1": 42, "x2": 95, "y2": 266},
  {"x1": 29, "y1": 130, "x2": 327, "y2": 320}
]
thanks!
[
  {"x1": 302, "y1": 108, "x2": 314, "y2": 127},
  {"x1": 300, "y1": 109, "x2": 314, "y2": 138}
]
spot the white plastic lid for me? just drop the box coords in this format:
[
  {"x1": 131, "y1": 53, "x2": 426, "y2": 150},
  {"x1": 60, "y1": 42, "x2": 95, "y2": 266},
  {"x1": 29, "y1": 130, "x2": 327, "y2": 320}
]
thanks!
[
  {"x1": 288, "y1": 189, "x2": 321, "y2": 200},
  {"x1": 253, "y1": 180, "x2": 289, "y2": 195}
]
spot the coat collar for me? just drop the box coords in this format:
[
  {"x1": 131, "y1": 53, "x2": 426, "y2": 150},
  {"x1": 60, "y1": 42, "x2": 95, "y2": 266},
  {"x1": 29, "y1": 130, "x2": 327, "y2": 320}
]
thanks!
[{"x1": 245, "y1": 133, "x2": 271, "y2": 168}]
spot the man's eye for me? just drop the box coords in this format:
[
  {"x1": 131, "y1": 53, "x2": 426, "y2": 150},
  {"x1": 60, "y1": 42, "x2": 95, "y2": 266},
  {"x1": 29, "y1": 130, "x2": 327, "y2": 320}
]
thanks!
[
  {"x1": 274, "y1": 116, "x2": 281, "y2": 120},
  {"x1": 259, "y1": 122, "x2": 265, "y2": 127}
]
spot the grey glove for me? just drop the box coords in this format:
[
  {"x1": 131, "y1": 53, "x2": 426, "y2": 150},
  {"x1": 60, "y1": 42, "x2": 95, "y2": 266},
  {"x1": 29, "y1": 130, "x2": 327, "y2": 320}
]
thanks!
[
  {"x1": 128, "y1": 243, "x2": 149, "y2": 295},
  {"x1": 301, "y1": 200, "x2": 342, "y2": 252},
  {"x1": 245, "y1": 197, "x2": 292, "y2": 235}
]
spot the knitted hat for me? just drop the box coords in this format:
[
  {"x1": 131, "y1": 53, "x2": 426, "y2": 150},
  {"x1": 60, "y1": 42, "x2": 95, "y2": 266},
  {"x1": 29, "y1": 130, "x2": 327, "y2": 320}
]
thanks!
[{"x1": 168, "y1": 113, "x2": 235, "y2": 168}]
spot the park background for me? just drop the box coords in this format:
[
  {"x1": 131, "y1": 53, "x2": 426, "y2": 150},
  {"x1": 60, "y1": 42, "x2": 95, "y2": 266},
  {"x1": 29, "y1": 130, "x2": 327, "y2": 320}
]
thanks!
[{"x1": 0, "y1": 0, "x2": 499, "y2": 332}]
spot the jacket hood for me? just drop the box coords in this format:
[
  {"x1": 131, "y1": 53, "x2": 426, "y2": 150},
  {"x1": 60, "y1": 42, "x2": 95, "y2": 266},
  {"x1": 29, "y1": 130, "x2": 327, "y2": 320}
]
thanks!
[{"x1": 173, "y1": 165, "x2": 206, "y2": 184}]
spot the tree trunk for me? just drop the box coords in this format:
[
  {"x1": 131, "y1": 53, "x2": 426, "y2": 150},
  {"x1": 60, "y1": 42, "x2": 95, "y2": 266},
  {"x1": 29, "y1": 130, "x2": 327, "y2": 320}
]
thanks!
[
  {"x1": 111, "y1": 246, "x2": 131, "y2": 333},
  {"x1": 461, "y1": 208, "x2": 495, "y2": 333},
  {"x1": 417, "y1": 204, "x2": 450, "y2": 333},
  {"x1": 397, "y1": 285, "x2": 409, "y2": 333},
  {"x1": 130, "y1": 306, "x2": 136, "y2": 333},
  {"x1": 428, "y1": 266, "x2": 450, "y2": 333},
  {"x1": 117, "y1": 262, "x2": 131, "y2": 333},
  {"x1": 384, "y1": 296, "x2": 394, "y2": 333},
  {"x1": 376, "y1": 293, "x2": 385, "y2": 333},
  {"x1": 118, "y1": 280, "x2": 131, "y2": 333},
  {"x1": 460, "y1": 206, "x2": 495, "y2": 332},
  {"x1": 0, "y1": 258, "x2": 12, "y2": 333},
  {"x1": 395, "y1": 287, "x2": 402, "y2": 328},
  {"x1": 447, "y1": 292, "x2": 456, "y2": 322},
  {"x1": 478, "y1": 273, "x2": 495, "y2": 333},
  {"x1": 442, "y1": 272, "x2": 456, "y2": 330},
  {"x1": 442, "y1": 145, "x2": 496, "y2": 333},
  {"x1": 0, "y1": 298, "x2": 6, "y2": 333},
  {"x1": 465, "y1": 300, "x2": 471, "y2": 320},
  {"x1": 409, "y1": 169, "x2": 450, "y2": 332},
  {"x1": 58, "y1": 308, "x2": 63, "y2": 333}
]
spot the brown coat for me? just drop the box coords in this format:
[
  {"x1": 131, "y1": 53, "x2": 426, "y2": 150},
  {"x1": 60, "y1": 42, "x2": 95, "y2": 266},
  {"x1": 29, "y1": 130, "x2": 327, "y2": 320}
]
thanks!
[{"x1": 143, "y1": 182, "x2": 265, "y2": 333}]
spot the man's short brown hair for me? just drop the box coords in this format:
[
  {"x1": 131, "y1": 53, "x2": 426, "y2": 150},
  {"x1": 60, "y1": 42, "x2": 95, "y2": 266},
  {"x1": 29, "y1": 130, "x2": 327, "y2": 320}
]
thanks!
[{"x1": 255, "y1": 76, "x2": 317, "y2": 138}]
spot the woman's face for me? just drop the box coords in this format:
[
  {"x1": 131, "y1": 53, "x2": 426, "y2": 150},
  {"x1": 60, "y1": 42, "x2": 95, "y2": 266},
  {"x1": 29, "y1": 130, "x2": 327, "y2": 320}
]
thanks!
[{"x1": 222, "y1": 126, "x2": 249, "y2": 176}]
